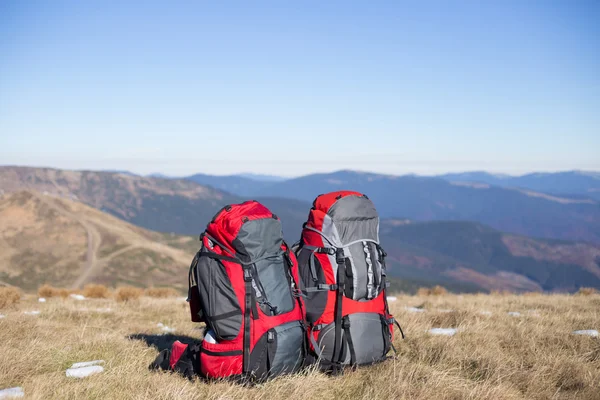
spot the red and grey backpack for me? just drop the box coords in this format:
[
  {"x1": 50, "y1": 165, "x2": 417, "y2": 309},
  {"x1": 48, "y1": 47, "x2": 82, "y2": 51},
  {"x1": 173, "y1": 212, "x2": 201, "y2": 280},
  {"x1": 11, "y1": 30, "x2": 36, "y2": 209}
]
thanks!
[
  {"x1": 184, "y1": 200, "x2": 306, "y2": 381},
  {"x1": 295, "y1": 191, "x2": 403, "y2": 372}
]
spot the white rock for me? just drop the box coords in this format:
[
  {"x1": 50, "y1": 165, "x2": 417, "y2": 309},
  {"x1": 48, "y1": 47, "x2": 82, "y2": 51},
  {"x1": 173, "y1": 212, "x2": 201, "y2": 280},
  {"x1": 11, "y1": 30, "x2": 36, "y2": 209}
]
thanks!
[
  {"x1": 38, "y1": 298, "x2": 46, "y2": 303},
  {"x1": 66, "y1": 365, "x2": 104, "y2": 378},
  {"x1": 23, "y1": 311, "x2": 40, "y2": 316},
  {"x1": 405, "y1": 306, "x2": 426, "y2": 313},
  {"x1": 0, "y1": 314, "x2": 5, "y2": 319},
  {"x1": 156, "y1": 322, "x2": 164, "y2": 328},
  {"x1": 480, "y1": 311, "x2": 492, "y2": 316},
  {"x1": 70, "y1": 294, "x2": 86, "y2": 301},
  {"x1": 386, "y1": 296, "x2": 397, "y2": 302},
  {"x1": 71, "y1": 360, "x2": 104, "y2": 369},
  {"x1": 161, "y1": 326, "x2": 176, "y2": 333},
  {"x1": 429, "y1": 328, "x2": 458, "y2": 336},
  {"x1": 572, "y1": 329, "x2": 599, "y2": 337},
  {"x1": 507, "y1": 311, "x2": 521, "y2": 317},
  {"x1": 438, "y1": 309, "x2": 454, "y2": 313},
  {"x1": 0, "y1": 386, "x2": 24, "y2": 398}
]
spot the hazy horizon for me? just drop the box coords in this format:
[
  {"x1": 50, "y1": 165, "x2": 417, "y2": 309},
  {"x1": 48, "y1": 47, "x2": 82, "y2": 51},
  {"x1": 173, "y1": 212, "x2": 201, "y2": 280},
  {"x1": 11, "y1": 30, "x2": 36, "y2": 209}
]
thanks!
[
  {"x1": 1, "y1": 1, "x2": 599, "y2": 176},
  {"x1": 2, "y1": 162, "x2": 599, "y2": 180}
]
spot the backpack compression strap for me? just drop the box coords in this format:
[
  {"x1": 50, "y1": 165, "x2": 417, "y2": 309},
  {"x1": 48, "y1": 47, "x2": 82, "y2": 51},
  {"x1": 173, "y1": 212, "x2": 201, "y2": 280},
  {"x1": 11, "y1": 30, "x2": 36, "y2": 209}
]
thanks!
[{"x1": 332, "y1": 248, "x2": 346, "y2": 374}]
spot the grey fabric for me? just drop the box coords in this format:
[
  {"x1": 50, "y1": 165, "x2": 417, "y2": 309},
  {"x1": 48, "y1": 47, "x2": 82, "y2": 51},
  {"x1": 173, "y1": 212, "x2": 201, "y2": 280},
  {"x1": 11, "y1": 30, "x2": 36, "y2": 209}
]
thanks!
[
  {"x1": 327, "y1": 195, "x2": 380, "y2": 245},
  {"x1": 233, "y1": 218, "x2": 283, "y2": 262},
  {"x1": 347, "y1": 312, "x2": 388, "y2": 364},
  {"x1": 346, "y1": 242, "x2": 369, "y2": 300},
  {"x1": 317, "y1": 322, "x2": 351, "y2": 364},
  {"x1": 270, "y1": 321, "x2": 304, "y2": 376},
  {"x1": 254, "y1": 255, "x2": 294, "y2": 315},
  {"x1": 195, "y1": 256, "x2": 242, "y2": 341},
  {"x1": 317, "y1": 313, "x2": 389, "y2": 365}
]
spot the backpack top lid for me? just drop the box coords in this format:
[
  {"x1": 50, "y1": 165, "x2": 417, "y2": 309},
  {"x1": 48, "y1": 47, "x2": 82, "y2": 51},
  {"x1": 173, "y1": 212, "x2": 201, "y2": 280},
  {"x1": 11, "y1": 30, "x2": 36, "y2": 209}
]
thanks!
[
  {"x1": 205, "y1": 200, "x2": 284, "y2": 263},
  {"x1": 305, "y1": 191, "x2": 380, "y2": 246}
]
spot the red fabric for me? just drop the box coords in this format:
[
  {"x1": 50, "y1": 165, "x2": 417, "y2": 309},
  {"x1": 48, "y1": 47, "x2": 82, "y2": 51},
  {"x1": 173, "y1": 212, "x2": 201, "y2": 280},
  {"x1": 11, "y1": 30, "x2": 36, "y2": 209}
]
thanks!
[
  {"x1": 205, "y1": 201, "x2": 276, "y2": 255},
  {"x1": 200, "y1": 340, "x2": 243, "y2": 378},
  {"x1": 169, "y1": 341, "x2": 189, "y2": 369},
  {"x1": 313, "y1": 191, "x2": 362, "y2": 214}
]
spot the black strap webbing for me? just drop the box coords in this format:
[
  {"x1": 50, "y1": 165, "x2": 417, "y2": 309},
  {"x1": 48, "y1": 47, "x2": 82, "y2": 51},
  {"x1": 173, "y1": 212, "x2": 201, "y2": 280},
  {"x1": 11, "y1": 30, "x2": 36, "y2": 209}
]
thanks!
[
  {"x1": 199, "y1": 250, "x2": 241, "y2": 264},
  {"x1": 302, "y1": 284, "x2": 337, "y2": 293},
  {"x1": 242, "y1": 266, "x2": 252, "y2": 375},
  {"x1": 332, "y1": 248, "x2": 345, "y2": 370},
  {"x1": 394, "y1": 318, "x2": 405, "y2": 339},
  {"x1": 343, "y1": 318, "x2": 356, "y2": 365}
]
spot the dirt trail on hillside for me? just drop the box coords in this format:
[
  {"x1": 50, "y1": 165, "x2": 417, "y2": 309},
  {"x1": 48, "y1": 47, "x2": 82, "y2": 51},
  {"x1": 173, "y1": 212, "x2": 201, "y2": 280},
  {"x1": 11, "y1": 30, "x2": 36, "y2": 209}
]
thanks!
[
  {"x1": 28, "y1": 192, "x2": 191, "y2": 288},
  {"x1": 29, "y1": 192, "x2": 103, "y2": 289}
]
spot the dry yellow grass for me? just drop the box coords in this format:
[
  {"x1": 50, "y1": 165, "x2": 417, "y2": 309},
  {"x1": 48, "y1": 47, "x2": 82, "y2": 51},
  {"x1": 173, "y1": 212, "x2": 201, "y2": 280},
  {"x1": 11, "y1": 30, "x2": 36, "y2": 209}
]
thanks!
[
  {"x1": 83, "y1": 284, "x2": 112, "y2": 299},
  {"x1": 0, "y1": 286, "x2": 21, "y2": 309},
  {"x1": 114, "y1": 286, "x2": 143, "y2": 302},
  {"x1": 144, "y1": 287, "x2": 179, "y2": 298},
  {"x1": 576, "y1": 287, "x2": 599, "y2": 296},
  {"x1": 38, "y1": 285, "x2": 79, "y2": 299},
  {"x1": 416, "y1": 285, "x2": 448, "y2": 296},
  {"x1": 0, "y1": 293, "x2": 598, "y2": 399}
]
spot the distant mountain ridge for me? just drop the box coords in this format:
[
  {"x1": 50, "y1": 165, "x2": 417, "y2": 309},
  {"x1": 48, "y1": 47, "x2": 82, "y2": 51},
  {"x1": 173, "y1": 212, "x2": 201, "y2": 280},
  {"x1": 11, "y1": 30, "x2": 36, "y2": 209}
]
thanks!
[
  {"x1": 192, "y1": 169, "x2": 600, "y2": 243},
  {"x1": 380, "y1": 220, "x2": 600, "y2": 292},
  {"x1": 440, "y1": 170, "x2": 600, "y2": 200},
  {"x1": 0, "y1": 166, "x2": 309, "y2": 241},
  {"x1": 3, "y1": 189, "x2": 598, "y2": 293}
]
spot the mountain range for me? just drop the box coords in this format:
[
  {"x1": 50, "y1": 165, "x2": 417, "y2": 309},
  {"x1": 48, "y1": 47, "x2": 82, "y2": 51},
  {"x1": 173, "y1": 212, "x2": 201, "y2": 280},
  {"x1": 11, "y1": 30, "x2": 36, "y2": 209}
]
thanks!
[
  {"x1": 2, "y1": 165, "x2": 600, "y2": 293},
  {"x1": 183, "y1": 169, "x2": 600, "y2": 243}
]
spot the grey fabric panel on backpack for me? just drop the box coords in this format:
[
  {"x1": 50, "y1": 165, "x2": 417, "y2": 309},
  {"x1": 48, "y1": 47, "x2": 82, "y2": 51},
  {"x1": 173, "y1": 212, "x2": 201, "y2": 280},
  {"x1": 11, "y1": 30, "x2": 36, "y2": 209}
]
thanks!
[
  {"x1": 347, "y1": 312, "x2": 389, "y2": 364},
  {"x1": 316, "y1": 313, "x2": 388, "y2": 366},
  {"x1": 345, "y1": 243, "x2": 368, "y2": 300},
  {"x1": 233, "y1": 218, "x2": 283, "y2": 262},
  {"x1": 327, "y1": 195, "x2": 379, "y2": 245},
  {"x1": 195, "y1": 256, "x2": 242, "y2": 341},
  {"x1": 317, "y1": 322, "x2": 351, "y2": 365},
  {"x1": 254, "y1": 255, "x2": 294, "y2": 315},
  {"x1": 270, "y1": 321, "x2": 304, "y2": 376}
]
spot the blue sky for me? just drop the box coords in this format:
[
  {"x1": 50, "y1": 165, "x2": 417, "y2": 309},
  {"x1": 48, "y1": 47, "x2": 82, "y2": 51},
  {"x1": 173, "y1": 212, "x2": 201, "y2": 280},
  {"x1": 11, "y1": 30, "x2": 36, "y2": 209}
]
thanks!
[{"x1": 1, "y1": 0, "x2": 598, "y2": 177}]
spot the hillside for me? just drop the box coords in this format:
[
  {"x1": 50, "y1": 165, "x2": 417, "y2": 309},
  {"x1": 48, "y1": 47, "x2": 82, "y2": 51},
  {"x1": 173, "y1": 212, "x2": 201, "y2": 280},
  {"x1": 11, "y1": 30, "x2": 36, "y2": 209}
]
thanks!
[
  {"x1": 380, "y1": 220, "x2": 600, "y2": 292},
  {"x1": 0, "y1": 166, "x2": 309, "y2": 241},
  {"x1": 1, "y1": 293, "x2": 598, "y2": 399},
  {"x1": 0, "y1": 190, "x2": 198, "y2": 290},
  {"x1": 221, "y1": 170, "x2": 600, "y2": 243}
]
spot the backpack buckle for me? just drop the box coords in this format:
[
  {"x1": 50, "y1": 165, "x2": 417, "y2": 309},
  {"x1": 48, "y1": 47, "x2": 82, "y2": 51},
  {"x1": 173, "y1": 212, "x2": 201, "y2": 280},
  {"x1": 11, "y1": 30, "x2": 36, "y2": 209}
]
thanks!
[
  {"x1": 267, "y1": 331, "x2": 275, "y2": 343},
  {"x1": 243, "y1": 268, "x2": 252, "y2": 282},
  {"x1": 342, "y1": 318, "x2": 351, "y2": 329},
  {"x1": 335, "y1": 249, "x2": 345, "y2": 265}
]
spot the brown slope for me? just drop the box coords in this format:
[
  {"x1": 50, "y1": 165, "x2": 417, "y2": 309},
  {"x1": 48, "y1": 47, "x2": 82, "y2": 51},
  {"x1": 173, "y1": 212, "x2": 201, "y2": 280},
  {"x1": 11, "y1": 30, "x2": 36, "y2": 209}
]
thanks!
[
  {"x1": 0, "y1": 165, "x2": 240, "y2": 235},
  {"x1": 0, "y1": 190, "x2": 198, "y2": 291}
]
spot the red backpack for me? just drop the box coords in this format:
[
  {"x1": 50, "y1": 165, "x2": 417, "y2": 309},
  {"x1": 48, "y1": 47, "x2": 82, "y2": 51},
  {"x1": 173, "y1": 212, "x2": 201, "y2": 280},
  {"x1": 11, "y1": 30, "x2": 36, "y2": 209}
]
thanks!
[
  {"x1": 295, "y1": 191, "x2": 403, "y2": 373},
  {"x1": 186, "y1": 200, "x2": 306, "y2": 381}
]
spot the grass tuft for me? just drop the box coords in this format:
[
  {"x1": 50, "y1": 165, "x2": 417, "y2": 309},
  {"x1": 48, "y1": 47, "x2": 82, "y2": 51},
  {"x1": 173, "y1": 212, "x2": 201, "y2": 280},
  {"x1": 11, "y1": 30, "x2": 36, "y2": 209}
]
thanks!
[
  {"x1": 0, "y1": 286, "x2": 21, "y2": 309},
  {"x1": 576, "y1": 287, "x2": 598, "y2": 296},
  {"x1": 416, "y1": 285, "x2": 448, "y2": 296},
  {"x1": 83, "y1": 284, "x2": 112, "y2": 299},
  {"x1": 114, "y1": 286, "x2": 143, "y2": 302}
]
